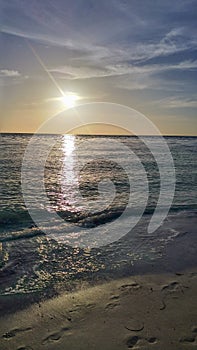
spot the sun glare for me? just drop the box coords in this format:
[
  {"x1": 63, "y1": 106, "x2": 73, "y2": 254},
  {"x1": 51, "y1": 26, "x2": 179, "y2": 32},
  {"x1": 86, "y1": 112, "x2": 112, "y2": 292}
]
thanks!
[{"x1": 61, "y1": 92, "x2": 79, "y2": 108}]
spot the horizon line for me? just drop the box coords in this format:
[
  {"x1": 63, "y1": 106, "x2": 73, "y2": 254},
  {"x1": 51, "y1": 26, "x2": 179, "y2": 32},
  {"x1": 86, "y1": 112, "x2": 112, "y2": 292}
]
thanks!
[{"x1": 0, "y1": 132, "x2": 197, "y2": 137}]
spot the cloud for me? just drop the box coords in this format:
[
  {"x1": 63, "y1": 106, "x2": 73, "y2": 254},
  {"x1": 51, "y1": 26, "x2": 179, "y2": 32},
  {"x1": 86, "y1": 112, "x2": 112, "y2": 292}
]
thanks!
[
  {"x1": 1, "y1": 25, "x2": 76, "y2": 49},
  {"x1": 1, "y1": 0, "x2": 196, "y2": 60},
  {"x1": 43, "y1": 22, "x2": 197, "y2": 85},
  {"x1": 0, "y1": 69, "x2": 21, "y2": 77},
  {"x1": 155, "y1": 97, "x2": 197, "y2": 108},
  {"x1": 0, "y1": 69, "x2": 28, "y2": 87},
  {"x1": 49, "y1": 59, "x2": 197, "y2": 82},
  {"x1": 50, "y1": 65, "x2": 112, "y2": 80},
  {"x1": 1, "y1": 0, "x2": 197, "y2": 118}
]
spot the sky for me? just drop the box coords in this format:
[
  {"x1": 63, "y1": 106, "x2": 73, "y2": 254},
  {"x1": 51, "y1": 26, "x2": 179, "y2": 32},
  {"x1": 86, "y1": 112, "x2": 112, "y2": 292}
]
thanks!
[{"x1": 0, "y1": 0, "x2": 197, "y2": 135}]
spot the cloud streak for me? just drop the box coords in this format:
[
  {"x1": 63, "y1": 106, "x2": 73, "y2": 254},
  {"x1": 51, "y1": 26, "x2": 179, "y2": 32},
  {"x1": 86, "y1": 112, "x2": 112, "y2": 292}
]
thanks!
[
  {"x1": 154, "y1": 97, "x2": 197, "y2": 109},
  {"x1": 0, "y1": 69, "x2": 21, "y2": 77},
  {"x1": 49, "y1": 59, "x2": 197, "y2": 80}
]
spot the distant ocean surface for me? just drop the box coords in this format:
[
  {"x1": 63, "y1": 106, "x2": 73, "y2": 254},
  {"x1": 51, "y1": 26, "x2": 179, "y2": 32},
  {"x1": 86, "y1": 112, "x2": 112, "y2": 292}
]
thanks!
[{"x1": 0, "y1": 134, "x2": 196, "y2": 298}]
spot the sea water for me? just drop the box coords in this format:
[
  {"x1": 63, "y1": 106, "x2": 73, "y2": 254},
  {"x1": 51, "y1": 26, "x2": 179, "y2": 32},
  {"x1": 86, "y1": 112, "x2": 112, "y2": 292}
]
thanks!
[{"x1": 0, "y1": 134, "x2": 196, "y2": 297}]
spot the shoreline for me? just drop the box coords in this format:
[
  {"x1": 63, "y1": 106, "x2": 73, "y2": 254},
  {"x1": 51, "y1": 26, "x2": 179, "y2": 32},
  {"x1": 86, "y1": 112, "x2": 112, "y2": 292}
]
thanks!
[
  {"x1": 1, "y1": 268, "x2": 197, "y2": 349},
  {"x1": 1, "y1": 228, "x2": 197, "y2": 321},
  {"x1": 1, "y1": 213, "x2": 197, "y2": 319}
]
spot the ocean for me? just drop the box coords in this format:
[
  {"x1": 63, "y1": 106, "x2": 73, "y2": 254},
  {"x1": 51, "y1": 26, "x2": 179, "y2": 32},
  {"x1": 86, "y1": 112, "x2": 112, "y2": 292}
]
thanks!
[{"x1": 0, "y1": 134, "x2": 196, "y2": 301}]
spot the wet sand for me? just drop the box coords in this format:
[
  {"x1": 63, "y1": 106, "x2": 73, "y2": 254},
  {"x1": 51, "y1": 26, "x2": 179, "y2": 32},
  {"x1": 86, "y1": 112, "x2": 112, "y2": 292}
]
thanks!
[{"x1": 1, "y1": 269, "x2": 197, "y2": 350}]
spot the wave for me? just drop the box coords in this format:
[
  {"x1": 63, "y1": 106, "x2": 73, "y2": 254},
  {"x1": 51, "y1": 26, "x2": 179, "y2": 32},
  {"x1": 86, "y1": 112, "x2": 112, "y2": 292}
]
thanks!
[
  {"x1": 1, "y1": 204, "x2": 196, "y2": 227},
  {"x1": 0, "y1": 208, "x2": 33, "y2": 226},
  {"x1": 0, "y1": 205, "x2": 197, "y2": 243},
  {"x1": 0, "y1": 228, "x2": 44, "y2": 243}
]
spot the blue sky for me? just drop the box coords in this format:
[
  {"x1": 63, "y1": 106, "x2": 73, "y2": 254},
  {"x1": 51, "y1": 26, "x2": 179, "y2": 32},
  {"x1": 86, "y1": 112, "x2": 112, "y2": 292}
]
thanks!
[{"x1": 1, "y1": 0, "x2": 197, "y2": 134}]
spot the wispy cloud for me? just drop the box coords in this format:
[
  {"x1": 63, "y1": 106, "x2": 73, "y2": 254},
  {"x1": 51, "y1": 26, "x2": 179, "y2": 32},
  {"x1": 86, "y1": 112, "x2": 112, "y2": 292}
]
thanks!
[
  {"x1": 49, "y1": 59, "x2": 197, "y2": 83},
  {"x1": 0, "y1": 69, "x2": 28, "y2": 87},
  {"x1": 0, "y1": 69, "x2": 21, "y2": 77},
  {"x1": 154, "y1": 97, "x2": 197, "y2": 108},
  {"x1": 1, "y1": 25, "x2": 76, "y2": 49}
]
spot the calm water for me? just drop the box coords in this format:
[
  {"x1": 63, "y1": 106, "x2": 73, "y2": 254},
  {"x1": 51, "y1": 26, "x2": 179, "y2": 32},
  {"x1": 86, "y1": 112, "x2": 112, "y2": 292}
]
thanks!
[{"x1": 0, "y1": 134, "x2": 196, "y2": 297}]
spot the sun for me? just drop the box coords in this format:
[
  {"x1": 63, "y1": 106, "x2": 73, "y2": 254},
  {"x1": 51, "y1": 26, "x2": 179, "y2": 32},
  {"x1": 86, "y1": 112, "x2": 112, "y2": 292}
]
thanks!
[{"x1": 61, "y1": 92, "x2": 79, "y2": 108}]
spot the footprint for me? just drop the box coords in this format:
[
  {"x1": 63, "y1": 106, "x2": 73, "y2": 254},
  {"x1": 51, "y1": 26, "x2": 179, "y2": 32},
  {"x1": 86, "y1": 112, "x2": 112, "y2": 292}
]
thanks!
[
  {"x1": 43, "y1": 333, "x2": 61, "y2": 343},
  {"x1": 68, "y1": 304, "x2": 82, "y2": 313},
  {"x1": 161, "y1": 281, "x2": 183, "y2": 294},
  {"x1": 105, "y1": 302, "x2": 120, "y2": 310},
  {"x1": 68, "y1": 308, "x2": 78, "y2": 313},
  {"x1": 125, "y1": 319, "x2": 144, "y2": 332},
  {"x1": 159, "y1": 298, "x2": 166, "y2": 310},
  {"x1": 179, "y1": 336, "x2": 196, "y2": 343},
  {"x1": 86, "y1": 303, "x2": 96, "y2": 310},
  {"x1": 192, "y1": 326, "x2": 197, "y2": 333},
  {"x1": 120, "y1": 282, "x2": 141, "y2": 295},
  {"x1": 126, "y1": 335, "x2": 140, "y2": 348},
  {"x1": 161, "y1": 281, "x2": 185, "y2": 309},
  {"x1": 17, "y1": 347, "x2": 33, "y2": 350},
  {"x1": 125, "y1": 334, "x2": 158, "y2": 348},
  {"x1": 2, "y1": 327, "x2": 32, "y2": 339},
  {"x1": 189, "y1": 272, "x2": 197, "y2": 279},
  {"x1": 147, "y1": 337, "x2": 158, "y2": 344},
  {"x1": 109, "y1": 294, "x2": 120, "y2": 300},
  {"x1": 42, "y1": 327, "x2": 70, "y2": 345}
]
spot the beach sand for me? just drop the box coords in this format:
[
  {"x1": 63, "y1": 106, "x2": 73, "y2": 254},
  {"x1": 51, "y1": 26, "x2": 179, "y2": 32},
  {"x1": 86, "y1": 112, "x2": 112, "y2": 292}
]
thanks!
[{"x1": 0, "y1": 269, "x2": 197, "y2": 350}]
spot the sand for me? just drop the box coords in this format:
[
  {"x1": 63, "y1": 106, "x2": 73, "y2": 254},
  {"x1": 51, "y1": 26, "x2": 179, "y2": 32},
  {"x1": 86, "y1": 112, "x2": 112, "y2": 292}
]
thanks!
[{"x1": 0, "y1": 269, "x2": 197, "y2": 350}]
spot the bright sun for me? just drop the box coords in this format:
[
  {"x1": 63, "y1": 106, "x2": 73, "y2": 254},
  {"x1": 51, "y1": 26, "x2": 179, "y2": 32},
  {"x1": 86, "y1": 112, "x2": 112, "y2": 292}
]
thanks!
[{"x1": 61, "y1": 92, "x2": 79, "y2": 108}]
